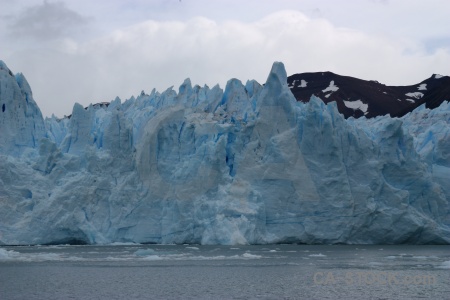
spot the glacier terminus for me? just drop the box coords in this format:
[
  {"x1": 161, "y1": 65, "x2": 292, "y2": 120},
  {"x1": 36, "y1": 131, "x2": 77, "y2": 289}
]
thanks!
[{"x1": 0, "y1": 60, "x2": 449, "y2": 245}]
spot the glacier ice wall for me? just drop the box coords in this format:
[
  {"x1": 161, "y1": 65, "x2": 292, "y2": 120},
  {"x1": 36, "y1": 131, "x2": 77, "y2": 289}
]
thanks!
[
  {"x1": 0, "y1": 60, "x2": 449, "y2": 245},
  {"x1": 0, "y1": 61, "x2": 46, "y2": 155}
]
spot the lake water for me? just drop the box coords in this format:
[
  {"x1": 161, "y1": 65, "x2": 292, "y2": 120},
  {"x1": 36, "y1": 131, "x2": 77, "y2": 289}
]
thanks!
[{"x1": 0, "y1": 245, "x2": 449, "y2": 299}]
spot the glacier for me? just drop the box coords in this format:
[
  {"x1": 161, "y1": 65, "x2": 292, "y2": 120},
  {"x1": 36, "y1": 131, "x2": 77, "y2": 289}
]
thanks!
[{"x1": 0, "y1": 60, "x2": 449, "y2": 245}]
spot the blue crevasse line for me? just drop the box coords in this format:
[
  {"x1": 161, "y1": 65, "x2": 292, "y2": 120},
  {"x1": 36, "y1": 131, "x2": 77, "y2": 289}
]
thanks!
[
  {"x1": 226, "y1": 132, "x2": 236, "y2": 177},
  {"x1": 178, "y1": 121, "x2": 186, "y2": 145},
  {"x1": 214, "y1": 132, "x2": 223, "y2": 143}
]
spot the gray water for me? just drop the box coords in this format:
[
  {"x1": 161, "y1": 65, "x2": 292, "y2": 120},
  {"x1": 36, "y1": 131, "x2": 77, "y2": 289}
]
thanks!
[{"x1": 0, "y1": 244, "x2": 449, "y2": 299}]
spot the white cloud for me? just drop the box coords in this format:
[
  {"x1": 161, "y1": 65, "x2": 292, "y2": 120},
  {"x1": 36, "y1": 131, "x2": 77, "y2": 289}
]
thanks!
[
  {"x1": 7, "y1": 1, "x2": 90, "y2": 40},
  {"x1": 3, "y1": 9, "x2": 450, "y2": 117}
]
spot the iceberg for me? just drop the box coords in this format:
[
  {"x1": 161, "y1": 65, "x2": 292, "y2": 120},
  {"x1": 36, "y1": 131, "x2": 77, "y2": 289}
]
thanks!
[{"x1": 0, "y1": 60, "x2": 449, "y2": 245}]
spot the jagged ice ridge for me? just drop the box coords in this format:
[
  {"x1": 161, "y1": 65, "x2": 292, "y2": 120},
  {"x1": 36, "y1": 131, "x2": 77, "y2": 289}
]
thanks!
[{"x1": 0, "y1": 60, "x2": 449, "y2": 245}]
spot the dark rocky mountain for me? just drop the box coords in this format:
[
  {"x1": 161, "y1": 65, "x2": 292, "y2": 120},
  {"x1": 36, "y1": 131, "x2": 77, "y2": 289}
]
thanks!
[{"x1": 287, "y1": 72, "x2": 450, "y2": 118}]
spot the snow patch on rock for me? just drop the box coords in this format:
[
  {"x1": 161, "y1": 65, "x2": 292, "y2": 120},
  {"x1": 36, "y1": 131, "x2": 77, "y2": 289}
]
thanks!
[
  {"x1": 405, "y1": 92, "x2": 424, "y2": 99},
  {"x1": 344, "y1": 99, "x2": 368, "y2": 114},
  {"x1": 322, "y1": 80, "x2": 339, "y2": 93},
  {"x1": 417, "y1": 84, "x2": 427, "y2": 91}
]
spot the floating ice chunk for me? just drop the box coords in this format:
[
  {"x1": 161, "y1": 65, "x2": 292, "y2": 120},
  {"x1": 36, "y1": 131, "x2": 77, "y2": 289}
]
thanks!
[
  {"x1": 0, "y1": 248, "x2": 20, "y2": 260},
  {"x1": 142, "y1": 255, "x2": 163, "y2": 260},
  {"x1": 308, "y1": 253, "x2": 326, "y2": 257},
  {"x1": 406, "y1": 98, "x2": 415, "y2": 103},
  {"x1": 242, "y1": 253, "x2": 262, "y2": 259},
  {"x1": 0, "y1": 249, "x2": 77, "y2": 262},
  {"x1": 437, "y1": 261, "x2": 450, "y2": 269},
  {"x1": 412, "y1": 256, "x2": 439, "y2": 260},
  {"x1": 134, "y1": 249, "x2": 157, "y2": 256}
]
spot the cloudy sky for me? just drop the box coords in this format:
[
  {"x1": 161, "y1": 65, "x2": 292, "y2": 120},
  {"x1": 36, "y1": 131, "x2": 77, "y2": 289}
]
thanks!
[{"x1": 1, "y1": 0, "x2": 449, "y2": 117}]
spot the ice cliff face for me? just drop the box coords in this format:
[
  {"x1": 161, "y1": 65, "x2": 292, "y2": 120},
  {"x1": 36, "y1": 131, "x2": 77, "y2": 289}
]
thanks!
[
  {"x1": 0, "y1": 61, "x2": 46, "y2": 155},
  {"x1": 0, "y1": 60, "x2": 449, "y2": 245}
]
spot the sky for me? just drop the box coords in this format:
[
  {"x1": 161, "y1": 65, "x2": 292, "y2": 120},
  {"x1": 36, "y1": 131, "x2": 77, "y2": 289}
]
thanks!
[{"x1": 1, "y1": 0, "x2": 449, "y2": 117}]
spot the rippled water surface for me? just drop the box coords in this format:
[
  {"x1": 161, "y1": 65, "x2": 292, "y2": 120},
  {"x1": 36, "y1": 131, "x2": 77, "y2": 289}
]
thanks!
[{"x1": 0, "y1": 245, "x2": 449, "y2": 299}]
